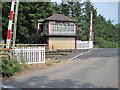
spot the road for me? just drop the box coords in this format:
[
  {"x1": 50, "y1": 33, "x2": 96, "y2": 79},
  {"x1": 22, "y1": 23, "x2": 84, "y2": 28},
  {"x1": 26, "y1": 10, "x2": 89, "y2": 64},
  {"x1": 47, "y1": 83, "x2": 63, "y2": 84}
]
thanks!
[{"x1": 2, "y1": 48, "x2": 118, "y2": 88}]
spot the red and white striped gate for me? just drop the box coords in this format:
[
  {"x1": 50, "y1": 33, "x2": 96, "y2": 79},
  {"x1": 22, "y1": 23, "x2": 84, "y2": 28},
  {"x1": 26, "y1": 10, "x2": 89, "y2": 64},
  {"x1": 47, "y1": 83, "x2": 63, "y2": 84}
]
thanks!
[
  {"x1": 6, "y1": 0, "x2": 19, "y2": 50},
  {"x1": 89, "y1": 11, "x2": 93, "y2": 41},
  {"x1": 6, "y1": 0, "x2": 15, "y2": 49}
]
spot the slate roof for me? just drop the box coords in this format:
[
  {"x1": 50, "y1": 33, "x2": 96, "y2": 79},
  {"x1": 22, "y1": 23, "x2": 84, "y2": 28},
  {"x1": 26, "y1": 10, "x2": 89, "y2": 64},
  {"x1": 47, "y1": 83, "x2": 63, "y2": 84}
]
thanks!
[
  {"x1": 38, "y1": 14, "x2": 77, "y2": 22},
  {"x1": 46, "y1": 14, "x2": 77, "y2": 22}
]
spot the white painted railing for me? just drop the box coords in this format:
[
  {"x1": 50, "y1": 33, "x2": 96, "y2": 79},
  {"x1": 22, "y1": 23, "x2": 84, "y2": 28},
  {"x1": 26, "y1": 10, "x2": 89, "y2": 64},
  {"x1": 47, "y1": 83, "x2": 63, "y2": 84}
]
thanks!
[
  {"x1": 15, "y1": 46, "x2": 45, "y2": 64},
  {"x1": 77, "y1": 41, "x2": 93, "y2": 49},
  {"x1": 49, "y1": 32, "x2": 75, "y2": 35}
]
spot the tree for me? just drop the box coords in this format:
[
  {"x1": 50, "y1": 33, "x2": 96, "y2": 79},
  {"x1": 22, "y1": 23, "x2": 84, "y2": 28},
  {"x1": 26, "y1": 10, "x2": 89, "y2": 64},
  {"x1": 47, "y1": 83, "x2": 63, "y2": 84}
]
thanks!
[
  {"x1": 2, "y1": 1, "x2": 118, "y2": 48},
  {"x1": 2, "y1": 2, "x2": 55, "y2": 43},
  {"x1": 77, "y1": 1, "x2": 97, "y2": 41},
  {"x1": 59, "y1": 2, "x2": 70, "y2": 16},
  {"x1": 2, "y1": 2, "x2": 11, "y2": 43}
]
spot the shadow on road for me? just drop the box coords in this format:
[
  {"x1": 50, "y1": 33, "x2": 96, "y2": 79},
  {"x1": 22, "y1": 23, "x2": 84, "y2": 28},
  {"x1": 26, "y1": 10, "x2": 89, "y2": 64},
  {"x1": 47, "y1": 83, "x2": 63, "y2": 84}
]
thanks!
[{"x1": 2, "y1": 75, "x2": 113, "y2": 88}]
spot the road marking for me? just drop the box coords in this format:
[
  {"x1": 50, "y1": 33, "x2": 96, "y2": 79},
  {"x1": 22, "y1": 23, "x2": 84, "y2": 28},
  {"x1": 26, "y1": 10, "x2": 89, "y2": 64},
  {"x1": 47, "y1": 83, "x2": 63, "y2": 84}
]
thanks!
[
  {"x1": 68, "y1": 49, "x2": 92, "y2": 61},
  {"x1": 2, "y1": 85, "x2": 21, "y2": 90}
]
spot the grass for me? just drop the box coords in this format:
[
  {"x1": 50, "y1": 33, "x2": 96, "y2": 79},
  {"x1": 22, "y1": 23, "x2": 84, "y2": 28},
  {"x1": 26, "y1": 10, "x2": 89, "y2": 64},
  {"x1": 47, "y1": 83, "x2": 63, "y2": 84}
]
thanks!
[
  {"x1": 46, "y1": 63, "x2": 53, "y2": 66},
  {"x1": 46, "y1": 59, "x2": 61, "y2": 67},
  {"x1": 54, "y1": 60, "x2": 60, "y2": 63}
]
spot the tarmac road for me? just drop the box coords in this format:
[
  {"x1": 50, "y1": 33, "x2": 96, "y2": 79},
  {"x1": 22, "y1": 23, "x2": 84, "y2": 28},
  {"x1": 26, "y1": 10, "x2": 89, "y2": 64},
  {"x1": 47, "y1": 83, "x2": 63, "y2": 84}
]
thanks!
[{"x1": 2, "y1": 48, "x2": 118, "y2": 88}]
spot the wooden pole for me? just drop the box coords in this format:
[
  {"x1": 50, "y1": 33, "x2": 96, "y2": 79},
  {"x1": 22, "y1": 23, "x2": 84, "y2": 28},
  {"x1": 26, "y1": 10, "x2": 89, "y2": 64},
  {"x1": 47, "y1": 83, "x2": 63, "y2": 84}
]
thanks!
[{"x1": 12, "y1": 0, "x2": 19, "y2": 51}]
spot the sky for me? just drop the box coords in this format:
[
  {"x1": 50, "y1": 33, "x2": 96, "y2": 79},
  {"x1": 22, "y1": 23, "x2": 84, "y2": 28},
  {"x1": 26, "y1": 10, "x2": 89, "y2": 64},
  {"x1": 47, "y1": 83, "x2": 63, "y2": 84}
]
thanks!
[
  {"x1": 92, "y1": 1, "x2": 118, "y2": 24},
  {"x1": 51, "y1": 0, "x2": 119, "y2": 24}
]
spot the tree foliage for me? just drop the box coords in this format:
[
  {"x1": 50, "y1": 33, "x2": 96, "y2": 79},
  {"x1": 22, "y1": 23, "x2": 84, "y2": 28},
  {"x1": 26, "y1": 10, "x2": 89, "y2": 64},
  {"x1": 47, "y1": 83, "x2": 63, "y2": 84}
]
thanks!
[{"x1": 2, "y1": 1, "x2": 119, "y2": 48}]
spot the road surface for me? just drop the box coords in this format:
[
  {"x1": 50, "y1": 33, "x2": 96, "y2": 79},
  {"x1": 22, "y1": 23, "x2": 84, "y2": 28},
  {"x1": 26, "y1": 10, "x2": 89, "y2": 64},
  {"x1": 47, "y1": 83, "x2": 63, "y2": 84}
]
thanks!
[{"x1": 2, "y1": 48, "x2": 118, "y2": 88}]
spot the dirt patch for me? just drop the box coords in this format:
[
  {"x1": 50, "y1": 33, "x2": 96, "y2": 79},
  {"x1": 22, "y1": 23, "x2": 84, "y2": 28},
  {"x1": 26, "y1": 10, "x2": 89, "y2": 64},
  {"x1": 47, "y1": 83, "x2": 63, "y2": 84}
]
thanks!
[{"x1": 11, "y1": 58, "x2": 66, "y2": 77}]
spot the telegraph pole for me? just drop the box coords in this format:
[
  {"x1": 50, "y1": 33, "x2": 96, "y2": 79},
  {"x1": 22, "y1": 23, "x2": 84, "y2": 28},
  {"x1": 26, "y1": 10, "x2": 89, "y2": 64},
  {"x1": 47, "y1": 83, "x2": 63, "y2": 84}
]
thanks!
[{"x1": 12, "y1": 0, "x2": 19, "y2": 51}]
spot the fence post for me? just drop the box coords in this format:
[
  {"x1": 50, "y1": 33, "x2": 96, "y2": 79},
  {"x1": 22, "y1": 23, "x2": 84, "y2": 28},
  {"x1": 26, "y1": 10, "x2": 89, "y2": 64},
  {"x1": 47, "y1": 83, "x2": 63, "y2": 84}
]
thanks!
[{"x1": 39, "y1": 47, "x2": 41, "y2": 63}]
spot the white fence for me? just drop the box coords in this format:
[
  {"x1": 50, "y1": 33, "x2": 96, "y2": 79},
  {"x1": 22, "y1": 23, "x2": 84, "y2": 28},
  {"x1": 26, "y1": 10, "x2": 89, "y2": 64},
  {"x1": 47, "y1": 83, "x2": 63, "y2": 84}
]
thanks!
[
  {"x1": 15, "y1": 46, "x2": 45, "y2": 64},
  {"x1": 76, "y1": 41, "x2": 93, "y2": 49}
]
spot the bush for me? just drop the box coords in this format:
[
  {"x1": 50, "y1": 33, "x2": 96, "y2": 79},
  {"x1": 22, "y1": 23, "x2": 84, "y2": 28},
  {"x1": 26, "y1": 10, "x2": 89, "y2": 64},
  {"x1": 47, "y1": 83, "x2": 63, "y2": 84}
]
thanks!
[
  {"x1": 94, "y1": 37, "x2": 118, "y2": 48},
  {"x1": 1, "y1": 58, "x2": 22, "y2": 77}
]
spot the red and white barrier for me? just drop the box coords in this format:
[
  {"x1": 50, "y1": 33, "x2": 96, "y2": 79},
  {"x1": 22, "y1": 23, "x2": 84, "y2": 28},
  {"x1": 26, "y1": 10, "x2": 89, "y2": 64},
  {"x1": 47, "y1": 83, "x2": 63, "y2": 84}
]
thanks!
[
  {"x1": 6, "y1": 0, "x2": 15, "y2": 49},
  {"x1": 89, "y1": 11, "x2": 93, "y2": 41}
]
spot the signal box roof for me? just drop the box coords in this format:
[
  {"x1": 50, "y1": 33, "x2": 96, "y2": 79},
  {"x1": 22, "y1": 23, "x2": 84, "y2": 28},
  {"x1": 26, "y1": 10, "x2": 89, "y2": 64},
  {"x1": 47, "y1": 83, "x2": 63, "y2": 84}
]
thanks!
[{"x1": 38, "y1": 14, "x2": 77, "y2": 23}]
